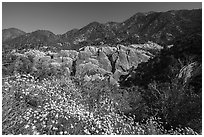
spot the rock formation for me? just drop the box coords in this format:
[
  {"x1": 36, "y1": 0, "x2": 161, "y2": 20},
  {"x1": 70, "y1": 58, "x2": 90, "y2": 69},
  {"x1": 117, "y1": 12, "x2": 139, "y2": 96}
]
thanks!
[{"x1": 6, "y1": 42, "x2": 162, "y2": 85}]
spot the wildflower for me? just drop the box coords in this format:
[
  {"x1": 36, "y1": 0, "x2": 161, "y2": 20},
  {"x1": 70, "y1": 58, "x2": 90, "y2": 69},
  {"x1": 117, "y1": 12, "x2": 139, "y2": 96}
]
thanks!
[
  {"x1": 24, "y1": 125, "x2": 29, "y2": 129},
  {"x1": 55, "y1": 113, "x2": 59, "y2": 118},
  {"x1": 33, "y1": 130, "x2": 40, "y2": 135},
  {"x1": 84, "y1": 129, "x2": 91, "y2": 135},
  {"x1": 33, "y1": 120, "x2": 37, "y2": 123},
  {"x1": 53, "y1": 127, "x2": 58, "y2": 130},
  {"x1": 32, "y1": 126, "x2": 36, "y2": 130}
]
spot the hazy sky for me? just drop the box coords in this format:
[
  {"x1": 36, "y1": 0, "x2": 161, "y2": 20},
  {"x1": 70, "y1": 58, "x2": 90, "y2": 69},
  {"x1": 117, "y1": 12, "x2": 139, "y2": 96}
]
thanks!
[{"x1": 2, "y1": 2, "x2": 202, "y2": 34}]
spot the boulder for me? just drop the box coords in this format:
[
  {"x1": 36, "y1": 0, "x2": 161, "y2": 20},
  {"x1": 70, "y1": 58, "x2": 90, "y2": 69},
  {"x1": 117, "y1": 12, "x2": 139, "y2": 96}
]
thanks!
[{"x1": 97, "y1": 50, "x2": 112, "y2": 72}]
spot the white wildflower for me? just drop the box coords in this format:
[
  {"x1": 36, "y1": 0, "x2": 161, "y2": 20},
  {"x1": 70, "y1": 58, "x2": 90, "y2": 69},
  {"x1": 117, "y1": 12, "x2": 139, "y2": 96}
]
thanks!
[{"x1": 24, "y1": 125, "x2": 29, "y2": 129}]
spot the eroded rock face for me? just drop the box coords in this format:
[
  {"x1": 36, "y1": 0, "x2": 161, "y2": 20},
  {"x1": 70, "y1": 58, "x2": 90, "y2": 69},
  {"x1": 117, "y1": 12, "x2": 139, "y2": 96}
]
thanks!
[
  {"x1": 87, "y1": 58, "x2": 99, "y2": 66},
  {"x1": 97, "y1": 50, "x2": 112, "y2": 72},
  {"x1": 127, "y1": 49, "x2": 139, "y2": 67},
  {"x1": 78, "y1": 50, "x2": 92, "y2": 60},
  {"x1": 76, "y1": 62, "x2": 99, "y2": 77},
  {"x1": 113, "y1": 69, "x2": 128, "y2": 81},
  {"x1": 115, "y1": 48, "x2": 130, "y2": 71},
  {"x1": 10, "y1": 42, "x2": 161, "y2": 85},
  {"x1": 73, "y1": 44, "x2": 154, "y2": 85},
  {"x1": 83, "y1": 46, "x2": 98, "y2": 56},
  {"x1": 101, "y1": 46, "x2": 117, "y2": 56}
]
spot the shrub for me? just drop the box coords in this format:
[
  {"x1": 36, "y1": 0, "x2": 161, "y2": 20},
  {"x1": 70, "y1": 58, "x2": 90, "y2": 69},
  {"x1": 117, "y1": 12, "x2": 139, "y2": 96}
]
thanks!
[
  {"x1": 139, "y1": 80, "x2": 202, "y2": 133},
  {"x1": 2, "y1": 74, "x2": 200, "y2": 135}
]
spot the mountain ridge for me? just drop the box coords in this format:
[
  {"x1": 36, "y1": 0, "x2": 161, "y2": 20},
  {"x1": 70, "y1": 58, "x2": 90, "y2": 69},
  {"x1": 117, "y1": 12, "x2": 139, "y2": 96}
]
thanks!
[
  {"x1": 2, "y1": 28, "x2": 26, "y2": 42},
  {"x1": 3, "y1": 9, "x2": 201, "y2": 51}
]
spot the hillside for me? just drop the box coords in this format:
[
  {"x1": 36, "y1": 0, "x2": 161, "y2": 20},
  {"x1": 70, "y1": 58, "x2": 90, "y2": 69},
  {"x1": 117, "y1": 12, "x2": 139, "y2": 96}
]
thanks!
[
  {"x1": 2, "y1": 28, "x2": 26, "y2": 42},
  {"x1": 119, "y1": 32, "x2": 202, "y2": 132},
  {"x1": 3, "y1": 9, "x2": 201, "y2": 51}
]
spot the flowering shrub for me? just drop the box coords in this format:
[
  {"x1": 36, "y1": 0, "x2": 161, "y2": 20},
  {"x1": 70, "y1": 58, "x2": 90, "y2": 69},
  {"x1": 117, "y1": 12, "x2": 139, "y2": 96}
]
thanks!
[{"x1": 2, "y1": 74, "x2": 199, "y2": 135}]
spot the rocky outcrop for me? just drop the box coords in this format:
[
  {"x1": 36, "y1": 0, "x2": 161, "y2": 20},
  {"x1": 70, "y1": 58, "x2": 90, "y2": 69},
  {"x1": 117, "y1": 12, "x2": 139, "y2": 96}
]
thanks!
[
  {"x1": 113, "y1": 69, "x2": 128, "y2": 81},
  {"x1": 8, "y1": 42, "x2": 162, "y2": 85},
  {"x1": 115, "y1": 47, "x2": 130, "y2": 71},
  {"x1": 78, "y1": 50, "x2": 92, "y2": 60},
  {"x1": 97, "y1": 49, "x2": 112, "y2": 72},
  {"x1": 76, "y1": 62, "x2": 98, "y2": 76}
]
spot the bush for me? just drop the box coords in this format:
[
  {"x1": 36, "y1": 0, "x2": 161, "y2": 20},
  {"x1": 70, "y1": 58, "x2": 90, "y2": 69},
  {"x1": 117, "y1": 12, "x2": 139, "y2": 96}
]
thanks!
[
  {"x1": 138, "y1": 80, "x2": 202, "y2": 133},
  {"x1": 2, "y1": 74, "x2": 200, "y2": 135}
]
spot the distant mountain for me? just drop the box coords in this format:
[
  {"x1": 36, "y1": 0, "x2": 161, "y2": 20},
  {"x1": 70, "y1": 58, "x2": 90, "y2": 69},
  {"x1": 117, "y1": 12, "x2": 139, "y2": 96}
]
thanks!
[
  {"x1": 2, "y1": 28, "x2": 26, "y2": 42},
  {"x1": 60, "y1": 22, "x2": 119, "y2": 47},
  {"x1": 120, "y1": 9, "x2": 202, "y2": 45},
  {"x1": 59, "y1": 9, "x2": 201, "y2": 48},
  {"x1": 3, "y1": 9, "x2": 201, "y2": 51},
  {"x1": 61, "y1": 28, "x2": 79, "y2": 40},
  {"x1": 4, "y1": 30, "x2": 61, "y2": 50}
]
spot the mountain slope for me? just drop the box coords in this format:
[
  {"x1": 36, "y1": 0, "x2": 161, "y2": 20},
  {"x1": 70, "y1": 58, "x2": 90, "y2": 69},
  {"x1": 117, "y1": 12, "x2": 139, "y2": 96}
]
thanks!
[
  {"x1": 118, "y1": 9, "x2": 201, "y2": 45},
  {"x1": 60, "y1": 9, "x2": 201, "y2": 48},
  {"x1": 3, "y1": 9, "x2": 201, "y2": 51},
  {"x1": 2, "y1": 28, "x2": 26, "y2": 42},
  {"x1": 4, "y1": 30, "x2": 61, "y2": 50}
]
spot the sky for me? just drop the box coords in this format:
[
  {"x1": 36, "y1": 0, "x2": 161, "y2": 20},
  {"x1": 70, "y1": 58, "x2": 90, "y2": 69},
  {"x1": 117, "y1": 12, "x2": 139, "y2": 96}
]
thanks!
[{"x1": 2, "y1": 2, "x2": 202, "y2": 34}]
